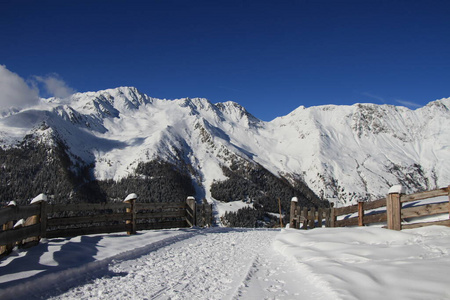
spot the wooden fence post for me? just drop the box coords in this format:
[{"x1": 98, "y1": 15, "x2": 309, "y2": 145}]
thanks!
[
  {"x1": 387, "y1": 185, "x2": 404, "y2": 230},
  {"x1": 186, "y1": 196, "x2": 196, "y2": 227},
  {"x1": 448, "y1": 185, "x2": 450, "y2": 218},
  {"x1": 290, "y1": 197, "x2": 298, "y2": 229},
  {"x1": 329, "y1": 203, "x2": 336, "y2": 227},
  {"x1": 302, "y1": 207, "x2": 308, "y2": 229},
  {"x1": 317, "y1": 208, "x2": 323, "y2": 227},
  {"x1": 23, "y1": 194, "x2": 48, "y2": 247},
  {"x1": 325, "y1": 207, "x2": 330, "y2": 227},
  {"x1": 40, "y1": 200, "x2": 48, "y2": 239},
  {"x1": 309, "y1": 207, "x2": 316, "y2": 229},
  {"x1": 0, "y1": 201, "x2": 16, "y2": 256},
  {"x1": 358, "y1": 201, "x2": 365, "y2": 226},
  {"x1": 124, "y1": 193, "x2": 137, "y2": 235}
]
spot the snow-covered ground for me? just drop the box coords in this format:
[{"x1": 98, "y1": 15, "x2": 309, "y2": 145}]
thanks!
[{"x1": 1, "y1": 225, "x2": 450, "y2": 299}]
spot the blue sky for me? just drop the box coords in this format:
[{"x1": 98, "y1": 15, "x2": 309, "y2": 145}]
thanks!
[{"x1": 1, "y1": 0, "x2": 449, "y2": 121}]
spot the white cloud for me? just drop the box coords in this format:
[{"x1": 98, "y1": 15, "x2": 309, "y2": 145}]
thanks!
[
  {"x1": 361, "y1": 92, "x2": 386, "y2": 103},
  {"x1": 0, "y1": 65, "x2": 40, "y2": 111},
  {"x1": 34, "y1": 74, "x2": 76, "y2": 99},
  {"x1": 395, "y1": 99, "x2": 422, "y2": 109}
]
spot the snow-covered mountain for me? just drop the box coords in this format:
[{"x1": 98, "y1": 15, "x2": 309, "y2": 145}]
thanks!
[{"x1": 1, "y1": 86, "x2": 449, "y2": 206}]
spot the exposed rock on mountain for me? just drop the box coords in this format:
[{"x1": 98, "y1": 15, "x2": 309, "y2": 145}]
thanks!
[{"x1": 1, "y1": 87, "x2": 448, "y2": 220}]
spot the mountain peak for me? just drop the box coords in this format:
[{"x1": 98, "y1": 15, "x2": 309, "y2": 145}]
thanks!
[
  {"x1": 0, "y1": 88, "x2": 448, "y2": 208},
  {"x1": 215, "y1": 101, "x2": 261, "y2": 128}
]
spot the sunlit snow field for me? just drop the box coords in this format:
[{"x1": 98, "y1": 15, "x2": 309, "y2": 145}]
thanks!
[{"x1": 1, "y1": 221, "x2": 450, "y2": 299}]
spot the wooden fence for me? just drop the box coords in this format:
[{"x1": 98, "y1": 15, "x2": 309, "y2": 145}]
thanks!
[
  {"x1": 0, "y1": 195, "x2": 212, "y2": 258},
  {"x1": 290, "y1": 185, "x2": 450, "y2": 231},
  {"x1": 289, "y1": 197, "x2": 334, "y2": 229}
]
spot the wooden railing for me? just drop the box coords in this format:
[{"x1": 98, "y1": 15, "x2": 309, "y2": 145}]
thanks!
[
  {"x1": 0, "y1": 195, "x2": 212, "y2": 258},
  {"x1": 389, "y1": 186, "x2": 450, "y2": 230},
  {"x1": 289, "y1": 197, "x2": 333, "y2": 229},
  {"x1": 289, "y1": 185, "x2": 450, "y2": 231},
  {"x1": 332, "y1": 197, "x2": 388, "y2": 227}
]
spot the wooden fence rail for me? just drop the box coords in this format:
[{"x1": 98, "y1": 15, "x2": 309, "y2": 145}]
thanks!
[
  {"x1": 289, "y1": 197, "x2": 333, "y2": 229},
  {"x1": 289, "y1": 185, "x2": 450, "y2": 231},
  {"x1": 1, "y1": 194, "x2": 213, "y2": 258}
]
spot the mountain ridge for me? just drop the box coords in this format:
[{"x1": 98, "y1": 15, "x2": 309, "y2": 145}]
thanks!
[{"x1": 1, "y1": 87, "x2": 449, "y2": 210}]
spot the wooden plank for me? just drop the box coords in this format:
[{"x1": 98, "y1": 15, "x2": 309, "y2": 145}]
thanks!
[
  {"x1": 136, "y1": 202, "x2": 186, "y2": 210},
  {"x1": 137, "y1": 211, "x2": 186, "y2": 219},
  {"x1": 334, "y1": 204, "x2": 358, "y2": 217},
  {"x1": 335, "y1": 217, "x2": 359, "y2": 227},
  {"x1": 401, "y1": 202, "x2": 449, "y2": 219},
  {"x1": 336, "y1": 215, "x2": 381, "y2": 228},
  {"x1": 46, "y1": 224, "x2": 128, "y2": 238},
  {"x1": 401, "y1": 219, "x2": 450, "y2": 230},
  {"x1": 0, "y1": 223, "x2": 40, "y2": 245},
  {"x1": 48, "y1": 202, "x2": 128, "y2": 213},
  {"x1": 363, "y1": 212, "x2": 387, "y2": 224},
  {"x1": 47, "y1": 213, "x2": 129, "y2": 227},
  {"x1": 0, "y1": 205, "x2": 40, "y2": 224},
  {"x1": 364, "y1": 198, "x2": 387, "y2": 210},
  {"x1": 401, "y1": 187, "x2": 449, "y2": 203}
]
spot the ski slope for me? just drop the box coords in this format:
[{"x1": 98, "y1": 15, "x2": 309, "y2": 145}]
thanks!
[{"x1": 1, "y1": 226, "x2": 450, "y2": 299}]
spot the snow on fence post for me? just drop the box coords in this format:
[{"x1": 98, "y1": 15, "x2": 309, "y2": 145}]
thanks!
[
  {"x1": 387, "y1": 185, "x2": 405, "y2": 230},
  {"x1": 289, "y1": 197, "x2": 298, "y2": 229},
  {"x1": 186, "y1": 196, "x2": 196, "y2": 227},
  {"x1": 124, "y1": 193, "x2": 137, "y2": 235},
  {"x1": 23, "y1": 194, "x2": 48, "y2": 247},
  {"x1": 0, "y1": 201, "x2": 16, "y2": 256}
]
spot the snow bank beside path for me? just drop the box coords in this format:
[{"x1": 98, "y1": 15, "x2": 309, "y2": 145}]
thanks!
[{"x1": 274, "y1": 226, "x2": 450, "y2": 300}]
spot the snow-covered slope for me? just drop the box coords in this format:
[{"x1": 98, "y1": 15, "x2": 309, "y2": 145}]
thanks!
[
  {"x1": 268, "y1": 100, "x2": 450, "y2": 204},
  {"x1": 0, "y1": 87, "x2": 449, "y2": 206}
]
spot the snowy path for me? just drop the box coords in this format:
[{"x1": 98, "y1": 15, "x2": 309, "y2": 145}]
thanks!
[
  {"x1": 46, "y1": 228, "x2": 325, "y2": 300},
  {"x1": 2, "y1": 226, "x2": 450, "y2": 299}
]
